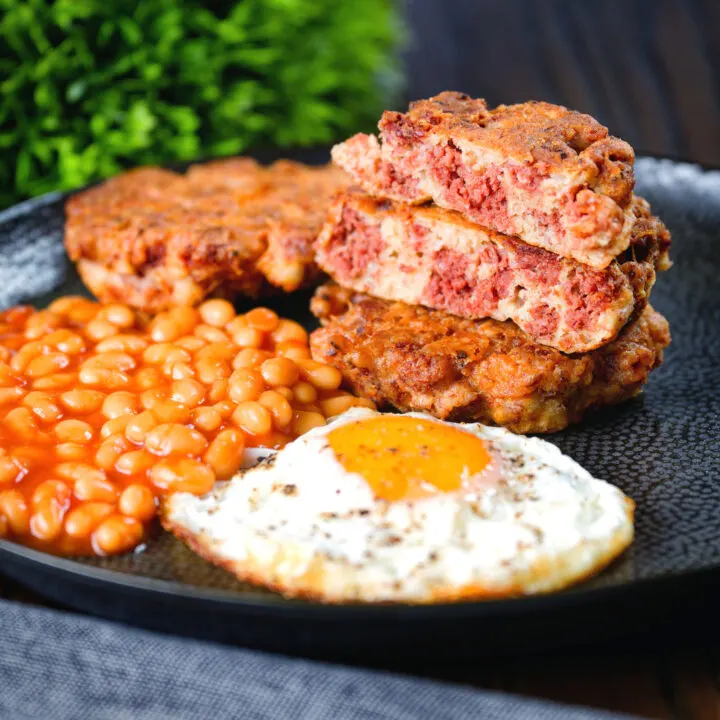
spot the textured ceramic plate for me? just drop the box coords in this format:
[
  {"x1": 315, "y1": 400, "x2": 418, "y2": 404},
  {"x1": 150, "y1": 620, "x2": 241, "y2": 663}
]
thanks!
[{"x1": 0, "y1": 153, "x2": 719, "y2": 657}]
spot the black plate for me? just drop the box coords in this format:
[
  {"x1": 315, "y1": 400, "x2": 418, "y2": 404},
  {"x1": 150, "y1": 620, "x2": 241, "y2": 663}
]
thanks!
[{"x1": 1, "y1": 153, "x2": 719, "y2": 660}]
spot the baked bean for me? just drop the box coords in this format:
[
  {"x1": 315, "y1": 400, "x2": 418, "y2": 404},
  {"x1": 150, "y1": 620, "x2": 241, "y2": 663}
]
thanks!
[
  {"x1": 292, "y1": 381, "x2": 317, "y2": 404},
  {"x1": 150, "y1": 308, "x2": 198, "y2": 342},
  {"x1": 33, "y1": 373, "x2": 76, "y2": 390},
  {"x1": 291, "y1": 410, "x2": 326, "y2": 435},
  {"x1": 48, "y1": 296, "x2": 88, "y2": 315},
  {"x1": 274, "y1": 386, "x2": 294, "y2": 402},
  {"x1": 276, "y1": 341, "x2": 312, "y2": 360},
  {"x1": 23, "y1": 391, "x2": 63, "y2": 423},
  {"x1": 44, "y1": 329, "x2": 86, "y2": 354},
  {"x1": 204, "y1": 428, "x2": 245, "y2": 479},
  {"x1": 272, "y1": 318, "x2": 308, "y2": 345},
  {"x1": 124, "y1": 411, "x2": 157, "y2": 443},
  {"x1": 73, "y1": 475, "x2": 119, "y2": 504},
  {"x1": 25, "y1": 352, "x2": 70, "y2": 378},
  {"x1": 55, "y1": 419, "x2": 94, "y2": 444},
  {"x1": 95, "y1": 434, "x2": 130, "y2": 471},
  {"x1": 192, "y1": 407, "x2": 222, "y2": 433},
  {"x1": 231, "y1": 326, "x2": 264, "y2": 349},
  {"x1": 258, "y1": 390, "x2": 293, "y2": 429},
  {"x1": 98, "y1": 304, "x2": 135, "y2": 329},
  {"x1": 194, "y1": 357, "x2": 230, "y2": 384},
  {"x1": 195, "y1": 342, "x2": 236, "y2": 362},
  {"x1": 175, "y1": 336, "x2": 206, "y2": 352},
  {"x1": 134, "y1": 367, "x2": 163, "y2": 390},
  {"x1": 143, "y1": 342, "x2": 177, "y2": 365},
  {"x1": 0, "y1": 386, "x2": 24, "y2": 405},
  {"x1": 140, "y1": 388, "x2": 165, "y2": 411},
  {"x1": 95, "y1": 334, "x2": 148, "y2": 354},
  {"x1": 102, "y1": 391, "x2": 139, "y2": 419},
  {"x1": 30, "y1": 498, "x2": 65, "y2": 541},
  {"x1": 278, "y1": 344, "x2": 311, "y2": 361},
  {"x1": 296, "y1": 359, "x2": 342, "y2": 390},
  {"x1": 56, "y1": 462, "x2": 106, "y2": 484},
  {"x1": 232, "y1": 347, "x2": 271, "y2": 370},
  {"x1": 149, "y1": 317, "x2": 180, "y2": 343},
  {"x1": 83, "y1": 352, "x2": 136, "y2": 373},
  {"x1": 232, "y1": 401, "x2": 272, "y2": 436},
  {"x1": 213, "y1": 400, "x2": 234, "y2": 418},
  {"x1": 25, "y1": 311, "x2": 63, "y2": 339},
  {"x1": 100, "y1": 415, "x2": 133, "y2": 439},
  {"x1": 171, "y1": 379, "x2": 205, "y2": 407},
  {"x1": 194, "y1": 324, "x2": 231, "y2": 344},
  {"x1": 161, "y1": 347, "x2": 193, "y2": 367},
  {"x1": 260, "y1": 357, "x2": 299, "y2": 387},
  {"x1": 10, "y1": 341, "x2": 46, "y2": 373},
  {"x1": 199, "y1": 299, "x2": 235, "y2": 328},
  {"x1": 115, "y1": 449, "x2": 156, "y2": 475},
  {"x1": 149, "y1": 459, "x2": 215, "y2": 495},
  {"x1": 66, "y1": 301, "x2": 99, "y2": 324},
  {"x1": 5, "y1": 407, "x2": 39, "y2": 438},
  {"x1": 0, "y1": 515, "x2": 7, "y2": 537},
  {"x1": 228, "y1": 369, "x2": 265, "y2": 403},
  {"x1": 11, "y1": 446, "x2": 47, "y2": 468},
  {"x1": 245, "y1": 307, "x2": 279, "y2": 333},
  {"x1": 65, "y1": 502, "x2": 114, "y2": 539},
  {"x1": 118, "y1": 484, "x2": 156, "y2": 522},
  {"x1": 0, "y1": 363, "x2": 17, "y2": 385},
  {"x1": 85, "y1": 318, "x2": 120, "y2": 341},
  {"x1": 93, "y1": 515, "x2": 144, "y2": 555},
  {"x1": 145, "y1": 424, "x2": 207, "y2": 457},
  {"x1": 208, "y1": 379, "x2": 229, "y2": 403},
  {"x1": 0, "y1": 490, "x2": 30, "y2": 535},
  {"x1": 78, "y1": 366, "x2": 131, "y2": 389},
  {"x1": 60, "y1": 388, "x2": 105, "y2": 414},
  {"x1": 149, "y1": 401, "x2": 191, "y2": 425},
  {"x1": 0, "y1": 455, "x2": 26, "y2": 485},
  {"x1": 168, "y1": 362, "x2": 195, "y2": 380},
  {"x1": 31, "y1": 479, "x2": 71, "y2": 509},
  {"x1": 55, "y1": 443, "x2": 89, "y2": 461}
]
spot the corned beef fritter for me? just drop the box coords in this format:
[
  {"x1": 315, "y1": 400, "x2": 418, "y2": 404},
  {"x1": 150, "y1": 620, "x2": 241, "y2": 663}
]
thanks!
[
  {"x1": 315, "y1": 190, "x2": 670, "y2": 354},
  {"x1": 310, "y1": 284, "x2": 670, "y2": 434},
  {"x1": 65, "y1": 158, "x2": 349, "y2": 312},
  {"x1": 332, "y1": 92, "x2": 638, "y2": 269}
]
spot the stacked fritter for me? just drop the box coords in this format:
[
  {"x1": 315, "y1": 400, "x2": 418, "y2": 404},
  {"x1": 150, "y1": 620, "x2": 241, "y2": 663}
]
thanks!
[{"x1": 311, "y1": 92, "x2": 671, "y2": 433}]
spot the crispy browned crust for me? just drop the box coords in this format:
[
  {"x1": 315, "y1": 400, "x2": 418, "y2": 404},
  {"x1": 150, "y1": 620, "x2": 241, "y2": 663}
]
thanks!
[
  {"x1": 161, "y1": 497, "x2": 634, "y2": 604},
  {"x1": 315, "y1": 189, "x2": 669, "y2": 354},
  {"x1": 310, "y1": 285, "x2": 670, "y2": 435},
  {"x1": 388, "y1": 93, "x2": 635, "y2": 204},
  {"x1": 332, "y1": 92, "x2": 639, "y2": 269},
  {"x1": 65, "y1": 159, "x2": 349, "y2": 312}
]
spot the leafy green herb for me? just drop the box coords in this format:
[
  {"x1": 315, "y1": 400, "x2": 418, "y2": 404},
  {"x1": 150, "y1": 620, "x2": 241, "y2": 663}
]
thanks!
[{"x1": 0, "y1": 0, "x2": 401, "y2": 208}]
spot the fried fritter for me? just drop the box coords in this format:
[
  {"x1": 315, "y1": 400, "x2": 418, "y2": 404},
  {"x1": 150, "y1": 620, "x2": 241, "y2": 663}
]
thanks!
[
  {"x1": 310, "y1": 284, "x2": 670, "y2": 434},
  {"x1": 316, "y1": 189, "x2": 670, "y2": 353},
  {"x1": 332, "y1": 92, "x2": 637, "y2": 269},
  {"x1": 65, "y1": 158, "x2": 348, "y2": 312}
]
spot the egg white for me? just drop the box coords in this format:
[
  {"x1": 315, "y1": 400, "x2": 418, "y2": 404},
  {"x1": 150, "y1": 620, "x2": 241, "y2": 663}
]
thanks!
[{"x1": 163, "y1": 409, "x2": 634, "y2": 603}]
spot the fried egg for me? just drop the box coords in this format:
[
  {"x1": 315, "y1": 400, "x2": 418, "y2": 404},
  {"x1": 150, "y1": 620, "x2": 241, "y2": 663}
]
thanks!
[{"x1": 163, "y1": 409, "x2": 633, "y2": 603}]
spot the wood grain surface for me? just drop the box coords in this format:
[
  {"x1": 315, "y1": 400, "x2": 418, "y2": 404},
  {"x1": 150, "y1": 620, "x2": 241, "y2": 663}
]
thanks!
[{"x1": 403, "y1": 0, "x2": 720, "y2": 165}]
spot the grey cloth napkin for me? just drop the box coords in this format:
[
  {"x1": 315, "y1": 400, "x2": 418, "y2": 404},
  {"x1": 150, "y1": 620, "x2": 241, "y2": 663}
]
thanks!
[{"x1": 0, "y1": 599, "x2": 638, "y2": 720}]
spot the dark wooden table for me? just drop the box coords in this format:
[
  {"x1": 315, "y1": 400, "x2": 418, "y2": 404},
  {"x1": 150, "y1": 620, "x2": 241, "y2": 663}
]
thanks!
[
  {"x1": 3, "y1": 573, "x2": 719, "y2": 719},
  {"x1": 404, "y1": 0, "x2": 720, "y2": 166}
]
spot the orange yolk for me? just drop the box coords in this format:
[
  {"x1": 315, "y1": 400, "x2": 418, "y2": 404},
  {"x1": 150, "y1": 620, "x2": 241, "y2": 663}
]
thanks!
[{"x1": 327, "y1": 416, "x2": 491, "y2": 502}]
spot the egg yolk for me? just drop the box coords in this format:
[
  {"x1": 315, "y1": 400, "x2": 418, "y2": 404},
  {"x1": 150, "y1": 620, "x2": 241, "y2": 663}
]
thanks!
[{"x1": 327, "y1": 416, "x2": 491, "y2": 502}]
